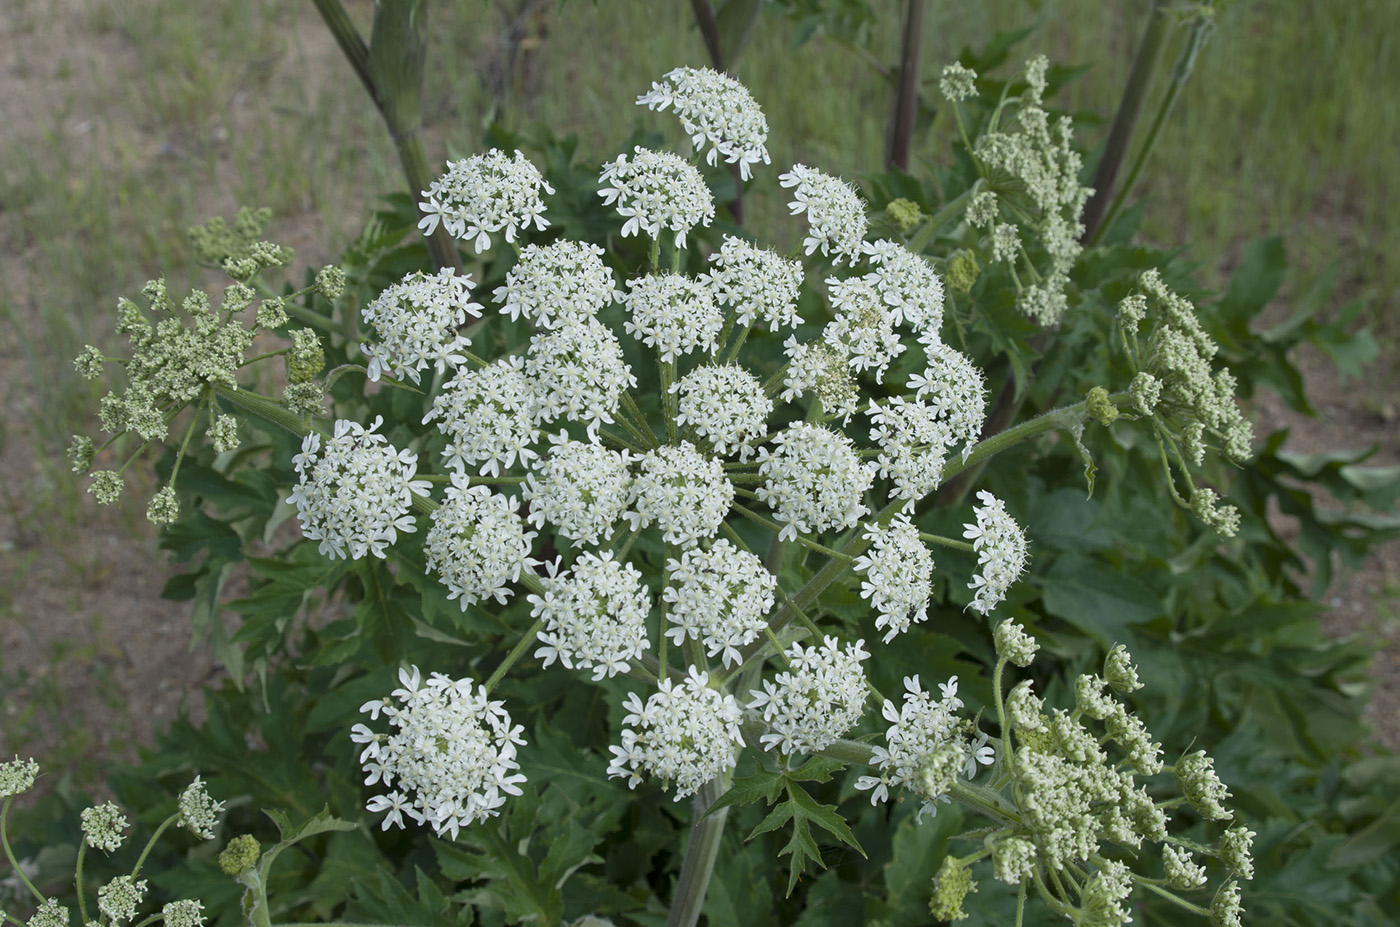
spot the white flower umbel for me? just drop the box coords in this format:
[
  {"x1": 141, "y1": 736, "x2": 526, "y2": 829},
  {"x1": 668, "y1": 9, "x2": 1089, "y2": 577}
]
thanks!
[
  {"x1": 599, "y1": 147, "x2": 715, "y2": 247},
  {"x1": 493, "y1": 239, "x2": 618, "y2": 329},
  {"x1": 867, "y1": 397, "x2": 953, "y2": 510},
  {"x1": 80, "y1": 802, "x2": 129, "y2": 853},
  {"x1": 623, "y1": 274, "x2": 723, "y2": 362},
  {"x1": 637, "y1": 66, "x2": 771, "y2": 180},
  {"x1": 778, "y1": 163, "x2": 867, "y2": 264},
  {"x1": 863, "y1": 240, "x2": 946, "y2": 335},
  {"x1": 673, "y1": 365, "x2": 773, "y2": 460},
  {"x1": 525, "y1": 317, "x2": 636, "y2": 440},
  {"x1": 425, "y1": 478, "x2": 537, "y2": 608},
  {"x1": 608, "y1": 665, "x2": 744, "y2": 800},
  {"x1": 663, "y1": 539, "x2": 775, "y2": 668},
  {"x1": 748, "y1": 636, "x2": 870, "y2": 756},
  {"x1": 522, "y1": 435, "x2": 632, "y2": 546},
  {"x1": 963, "y1": 490, "x2": 1029, "y2": 615},
  {"x1": 351, "y1": 667, "x2": 526, "y2": 839},
  {"x1": 822, "y1": 275, "x2": 905, "y2": 381},
  {"x1": 701, "y1": 235, "x2": 803, "y2": 331},
  {"x1": 780, "y1": 337, "x2": 858, "y2": 423},
  {"x1": 0, "y1": 756, "x2": 39, "y2": 797},
  {"x1": 360, "y1": 268, "x2": 479, "y2": 384},
  {"x1": 756, "y1": 422, "x2": 872, "y2": 542},
  {"x1": 97, "y1": 874, "x2": 148, "y2": 925},
  {"x1": 424, "y1": 355, "x2": 540, "y2": 477},
  {"x1": 176, "y1": 776, "x2": 224, "y2": 840},
  {"x1": 852, "y1": 516, "x2": 934, "y2": 643},
  {"x1": 855, "y1": 675, "x2": 968, "y2": 821},
  {"x1": 909, "y1": 339, "x2": 988, "y2": 457},
  {"x1": 418, "y1": 149, "x2": 553, "y2": 253},
  {"x1": 626, "y1": 442, "x2": 735, "y2": 548},
  {"x1": 287, "y1": 417, "x2": 432, "y2": 560},
  {"x1": 529, "y1": 551, "x2": 652, "y2": 680}
]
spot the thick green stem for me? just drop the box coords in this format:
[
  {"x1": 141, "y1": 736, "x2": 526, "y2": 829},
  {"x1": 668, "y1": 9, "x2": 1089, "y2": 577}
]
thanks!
[
  {"x1": 1080, "y1": 0, "x2": 1173, "y2": 243},
  {"x1": 213, "y1": 386, "x2": 324, "y2": 440},
  {"x1": 665, "y1": 774, "x2": 730, "y2": 927},
  {"x1": 1094, "y1": 9, "x2": 1214, "y2": 243},
  {"x1": 484, "y1": 617, "x2": 545, "y2": 693}
]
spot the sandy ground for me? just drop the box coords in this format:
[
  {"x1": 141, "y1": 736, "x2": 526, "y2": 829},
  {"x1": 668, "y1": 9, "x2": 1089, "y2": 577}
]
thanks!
[{"x1": 0, "y1": 2, "x2": 1394, "y2": 797}]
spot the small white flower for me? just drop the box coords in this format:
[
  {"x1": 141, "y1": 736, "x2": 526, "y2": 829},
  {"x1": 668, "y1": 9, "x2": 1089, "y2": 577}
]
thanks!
[
  {"x1": 599, "y1": 147, "x2": 714, "y2": 247},
  {"x1": 637, "y1": 67, "x2": 771, "y2": 180},
  {"x1": 852, "y1": 516, "x2": 934, "y2": 643},
  {"x1": 286, "y1": 417, "x2": 432, "y2": 561},
  {"x1": 863, "y1": 240, "x2": 945, "y2": 336},
  {"x1": 97, "y1": 875, "x2": 148, "y2": 925},
  {"x1": 867, "y1": 397, "x2": 954, "y2": 510},
  {"x1": 963, "y1": 490, "x2": 1029, "y2": 615},
  {"x1": 425, "y1": 478, "x2": 538, "y2": 608},
  {"x1": 493, "y1": 239, "x2": 619, "y2": 328},
  {"x1": 822, "y1": 275, "x2": 905, "y2": 381},
  {"x1": 424, "y1": 355, "x2": 540, "y2": 477},
  {"x1": 418, "y1": 149, "x2": 553, "y2": 253},
  {"x1": 356, "y1": 669, "x2": 526, "y2": 839},
  {"x1": 80, "y1": 802, "x2": 128, "y2": 853},
  {"x1": 627, "y1": 442, "x2": 734, "y2": 548},
  {"x1": 360, "y1": 268, "x2": 480, "y2": 384},
  {"x1": 663, "y1": 540, "x2": 775, "y2": 668},
  {"x1": 608, "y1": 666, "x2": 744, "y2": 800},
  {"x1": 855, "y1": 675, "x2": 968, "y2": 821},
  {"x1": 623, "y1": 274, "x2": 723, "y2": 362},
  {"x1": 525, "y1": 317, "x2": 636, "y2": 441},
  {"x1": 528, "y1": 552, "x2": 651, "y2": 680},
  {"x1": 700, "y1": 235, "x2": 803, "y2": 331},
  {"x1": 908, "y1": 338, "x2": 988, "y2": 458},
  {"x1": 748, "y1": 637, "x2": 870, "y2": 755},
  {"x1": 176, "y1": 776, "x2": 224, "y2": 840},
  {"x1": 780, "y1": 337, "x2": 858, "y2": 423},
  {"x1": 523, "y1": 434, "x2": 633, "y2": 546},
  {"x1": 755, "y1": 423, "x2": 871, "y2": 542},
  {"x1": 673, "y1": 365, "x2": 772, "y2": 460},
  {"x1": 778, "y1": 163, "x2": 867, "y2": 263}
]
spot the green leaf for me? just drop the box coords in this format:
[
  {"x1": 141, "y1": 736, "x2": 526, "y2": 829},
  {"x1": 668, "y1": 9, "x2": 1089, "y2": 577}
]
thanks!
[
  {"x1": 1039, "y1": 554, "x2": 1160, "y2": 647},
  {"x1": 708, "y1": 764, "x2": 785, "y2": 818},
  {"x1": 747, "y1": 779, "x2": 864, "y2": 896}
]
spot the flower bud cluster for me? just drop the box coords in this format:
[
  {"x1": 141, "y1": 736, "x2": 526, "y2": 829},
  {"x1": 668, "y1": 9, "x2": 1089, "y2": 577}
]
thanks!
[{"x1": 856, "y1": 675, "x2": 974, "y2": 821}]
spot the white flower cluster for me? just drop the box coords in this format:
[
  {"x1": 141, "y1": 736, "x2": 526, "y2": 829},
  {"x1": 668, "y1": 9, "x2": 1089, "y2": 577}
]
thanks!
[
  {"x1": 663, "y1": 539, "x2": 775, "y2": 667},
  {"x1": 864, "y1": 239, "x2": 946, "y2": 336},
  {"x1": 529, "y1": 552, "x2": 651, "y2": 679},
  {"x1": 702, "y1": 235, "x2": 803, "y2": 331},
  {"x1": 856, "y1": 675, "x2": 972, "y2": 821},
  {"x1": 868, "y1": 397, "x2": 954, "y2": 509},
  {"x1": 627, "y1": 442, "x2": 735, "y2": 547},
  {"x1": 853, "y1": 516, "x2": 934, "y2": 643},
  {"x1": 756, "y1": 423, "x2": 872, "y2": 541},
  {"x1": 637, "y1": 66, "x2": 771, "y2": 180},
  {"x1": 673, "y1": 364, "x2": 772, "y2": 460},
  {"x1": 779, "y1": 163, "x2": 868, "y2": 263},
  {"x1": 523, "y1": 436, "x2": 633, "y2": 546},
  {"x1": 493, "y1": 240, "x2": 618, "y2": 328},
  {"x1": 98, "y1": 874, "x2": 148, "y2": 924},
  {"x1": 425, "y1": 356, "x2": 540, "y2": 477},
  {"x1": 909, "y1": 340, "x2": 988, "y2": 456},
  {"x1": 599, "y1": 146, "x2": 715, "y2": 247},
  {"x1": 963, "y1": 490, "x2": 1029, "y2": 614},
  {"x1": 418, "y1": 148, "x2": 553, "y2": 252},
  {"x1": 351, "y1": 667, "x2": 526, "y2": 839},
  {"x1": 359, "y1": 268, "x2": 479, "y2": 384},
  {"x1": 81, "y1": 801, "x2": 129, "y2": 852},
  {"x1": 425, "y1": 478, "x2": 536, "y2": 608},
  {"x1": 822, "y1": 274, "x2": 905, "y2": 380},
  {"x1": 177, "y1": 776, "x2": 224, "y2": 840},
  {"x1": 608, "y1": 666, "x2": 744, "y2": 800},
  {"x1": 780, "y1": 337, "x2": 859, "y2": 422},
  {"x1": 748, "y1": 636, "x2": 870, "y2": 755},
  {"x1": 287, "y1": 417, "x2": 431, "y2": 560},
  {"x1": 623, "y1": 273, "x2": 723, "y2": 362},
  {"x1": 525, "y1": 318, "x2": 636, "y2": 439}
]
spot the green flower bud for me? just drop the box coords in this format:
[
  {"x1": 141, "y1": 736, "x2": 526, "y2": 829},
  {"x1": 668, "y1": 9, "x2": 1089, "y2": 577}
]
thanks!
[
  {"x1": 917, "y1": 742, "x2": 963, "y2": 802},
  {"x1": 1211, "y1": 881, "x2": 1243, "y2": 927},
  {"x1": 68, "y1": 435, "x2": 95, "y2": 473},
  {"x1": 147, "y1": 486, "x2": 180, "y2": 526},
  {"x1": 315, "y1": 266, "x2": 347, "y2": 303},
  {"x1": 1103, "y1": 644, "x2": 1142, "y2": 693},
  {"x1": 0, "y1": 756, "x2": 39, "y2": 798},
  {"x1": 1219, "y1": 824, "x2": 1255, "y2": 880},
  {"x1": 1163, "y1": 844, "x2": 1206, "y2": 890},
  {"x1": 930, "y1": 854, "x2": 976, "y2": 922},
  {"x1": 74, "y1": 345, "x2": 106, "y2": 379},
  {"x1": 939, "y1": 62, "x2": 979, "y2": 103},
  {"x1": 286, "y1": 329, "x2": 324, "y2": 383},
  {"x1": 255, "y1": 297, "x2": 288, "y2": 331},
  {"x1": 81, "y1": 801, "x2": 129, "y2": 853},
  {"x1": 884, "y1": 198, "x2": 924, "y2": 234},
  {"x1": 209, "y1": 414, "x2": 240, "y2": 453},
  {"x1": 945, "y1": 249, "x2": 979, "y2": 294},
  {"x1": 89, "y1": 470, "x2": 124, "y2": 505},
  {"x1": 994, "y1": 619, "x2": 1038, "y2": 667},
  {"x1": 219, "y1": 834, "x2": 260, "y2": 876},
  {"x1": 1086, "y1": 386, "x2": 1119, "y2": 426},
  {"x1": 1128, "y1": 372, "x2": 1160, "y2": 415},
  {"x1": 1174, "y1": 750, "x2": 1233, "y2": 821},
  {"x1": 284, "y1": 382, "x2": 324, "y2": 417},
  {"x1": 991, "y1": 834, "x2": 1037, "y2": 884}
]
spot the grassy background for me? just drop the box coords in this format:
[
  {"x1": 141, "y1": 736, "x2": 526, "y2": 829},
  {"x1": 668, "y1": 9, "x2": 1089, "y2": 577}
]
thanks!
[{"x1": 0, "y1": 0, "x2": 1396, "y2": 774}]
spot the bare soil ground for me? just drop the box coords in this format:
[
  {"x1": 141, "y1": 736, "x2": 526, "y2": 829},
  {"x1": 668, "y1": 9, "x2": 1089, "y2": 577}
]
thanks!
[{"x1": 0, "y1": 2, "x2": 1394, "y2": 799}]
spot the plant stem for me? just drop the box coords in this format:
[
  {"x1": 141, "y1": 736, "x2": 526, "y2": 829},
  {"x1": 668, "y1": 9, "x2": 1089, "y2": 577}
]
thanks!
[
  {"x1": 484, "y1": 618, "x2": 545, "y2": 693},
  {"x1": 75, "y1": 843, "x2": 91, "y2": 924},
  {"x1": 129, "y1": 813, "x2": 178, "y2": 881},
  {"x1": 886, "y1": 0, "x2": 927, "y2": 171},
  {"x1": 665, "y1": 773, "x2": 730, "y2": 927},
  {"x1": 919, "y1": 532, "x2": 974, "y2": 552},
  {"x1": 1080, "y1": 0, "x2": 1172, "y2": 243},
  {"x1": 0, "y1": 798, "x2": 44, "y2": 903}
]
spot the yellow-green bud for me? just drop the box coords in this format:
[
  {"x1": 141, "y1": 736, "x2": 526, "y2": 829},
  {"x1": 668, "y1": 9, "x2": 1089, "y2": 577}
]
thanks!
[
  {"x1": 930, "y1": 854, "x2": 976, "y2": 922},
  {"x1": 315, "y1": 266, "x2": 347, "y2": 303},
  {"x1": 284, "y1": 382, "x2": 324, "y2": 416},
  {"x1": 286, "y1": 329, "x2": 324, "y2": 383},
  {"x1": 884, "y1": 198, "x2": 924, "y2": 235},
  {"x1": 945, "y1": 250, "x2": 979, "y2": 294},
  {"x1": 68, "y1": 435, "x2": 95, "y2": 473},
  {"x1": 219, "y1": 834, "x2": 260, "y2": 876},
  {"x1": 1086, "y1": 386, "x2": 1119, "y2": 426}
]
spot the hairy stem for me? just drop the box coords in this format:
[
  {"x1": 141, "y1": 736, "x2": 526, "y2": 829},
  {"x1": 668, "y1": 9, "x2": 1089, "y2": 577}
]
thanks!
[{"x1": 666, "y1": 774, "x2": 730, "y2": 927}]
